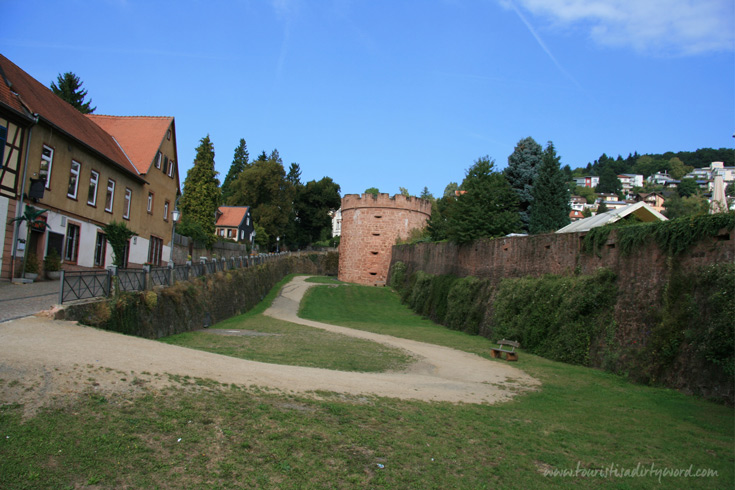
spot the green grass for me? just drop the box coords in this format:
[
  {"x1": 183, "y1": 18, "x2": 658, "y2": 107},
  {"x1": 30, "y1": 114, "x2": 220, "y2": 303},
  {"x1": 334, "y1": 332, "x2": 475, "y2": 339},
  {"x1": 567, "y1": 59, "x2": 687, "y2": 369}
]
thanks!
[
  {"x1": 1, "y1": 278, "x2": 733, "y2": 489},
  {"x1": 159, "y1": 274, "x2": 412, "y2": 372},
  {"x1": 159, "y1": 313, "x2": 413, "y2": 373}
]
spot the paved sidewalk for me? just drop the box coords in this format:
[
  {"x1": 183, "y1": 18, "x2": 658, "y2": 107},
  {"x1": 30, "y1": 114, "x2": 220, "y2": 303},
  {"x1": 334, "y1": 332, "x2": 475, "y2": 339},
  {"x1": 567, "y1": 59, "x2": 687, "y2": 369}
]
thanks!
[{"x1": 0, "y1": 279, "x2": 61, "y2": 323}]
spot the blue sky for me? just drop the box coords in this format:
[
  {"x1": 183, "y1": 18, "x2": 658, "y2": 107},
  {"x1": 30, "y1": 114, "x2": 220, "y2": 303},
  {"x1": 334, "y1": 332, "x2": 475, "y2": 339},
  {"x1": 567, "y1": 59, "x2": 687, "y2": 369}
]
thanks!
[{"x1": 2, "y1": 0, "x2": 733, "y2": 198}]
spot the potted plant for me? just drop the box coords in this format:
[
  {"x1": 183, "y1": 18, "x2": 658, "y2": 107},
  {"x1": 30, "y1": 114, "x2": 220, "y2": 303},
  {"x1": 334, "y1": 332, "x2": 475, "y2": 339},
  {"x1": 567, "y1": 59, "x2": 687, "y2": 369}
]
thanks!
[
  {"x1": 24, "y1": 252, "x2": 40, "y2": 281},
  {"x1": 44, "y1": 249, "x2": 62, "y2": 280}
]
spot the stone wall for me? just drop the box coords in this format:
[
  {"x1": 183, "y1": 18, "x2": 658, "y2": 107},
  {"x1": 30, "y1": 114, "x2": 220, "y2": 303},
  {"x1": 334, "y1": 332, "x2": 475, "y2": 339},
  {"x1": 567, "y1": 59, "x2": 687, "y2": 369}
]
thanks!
[
  {"x1": 390, "y1": 226, "x2": 735, "y2": 401},
  {"x1": 339, "y1": 193, "x2": 431, "y2": 285},
  {"x1": 63, "y1": 252, "x2": 338, "y2": 339}
]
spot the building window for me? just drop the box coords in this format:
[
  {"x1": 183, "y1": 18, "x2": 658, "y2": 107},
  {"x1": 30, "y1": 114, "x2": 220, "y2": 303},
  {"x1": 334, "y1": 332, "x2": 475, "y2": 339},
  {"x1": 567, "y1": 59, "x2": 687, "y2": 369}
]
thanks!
[
  {"x1": 167, "y1": 129, "x2": 171, "y2": 140},
  {"x1": 154, "y1": 151, "x2": 162, "y2": 169},
  {"x1": 87, "y1": 170, "x2": 99, "y2": 206},
  {"x1": 94, "y1": 232, "x2": 107, "y2": 267},
  {"x1": 105, "y1": 179, "x2": 115, "y2": 213},
  {"x1": 163, "y1": 200, "x2": 169, "y2": 221},
  {"x1": 162, "y1": 155, "x2": 169, "y2": 175},
  {"x1": 67, "y1": 160, "x2": 81, "y2": 199},
  {"x1": 168, "y1": 160, "x2": 174, "y2": 177},
  {"x1": 123, "y1": 188, "x2": 132, "y2": 219},
  {"x1": 40, "y1": 145, "x2": 54, "y2": 188},
  {"x1": 147, "y1": 192, "x2": 154, "y2": 213},
  {"x1": 64, "y1": 223, "x2": 80, "y2": 262},
  {"x1": 148, "y1": 236, "x2": 163, "y2": 266},
  {"x1": 227, "y1": 229, "x2": 233, "y2": 238}
]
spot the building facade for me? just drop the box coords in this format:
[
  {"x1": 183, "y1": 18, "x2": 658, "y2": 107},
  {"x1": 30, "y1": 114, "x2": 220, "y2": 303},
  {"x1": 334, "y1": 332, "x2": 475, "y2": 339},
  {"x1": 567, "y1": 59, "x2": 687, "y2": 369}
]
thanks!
[{"x1": 0, "y1": 54, "x2": 180, "y2": 280}]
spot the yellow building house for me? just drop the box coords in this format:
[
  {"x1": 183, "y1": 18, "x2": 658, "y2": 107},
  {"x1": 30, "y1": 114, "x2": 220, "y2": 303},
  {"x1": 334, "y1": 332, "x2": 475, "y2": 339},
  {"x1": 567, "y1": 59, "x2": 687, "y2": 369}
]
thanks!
[{"x1": 0, "y1": 54, "x2": 180, "y2": 280}]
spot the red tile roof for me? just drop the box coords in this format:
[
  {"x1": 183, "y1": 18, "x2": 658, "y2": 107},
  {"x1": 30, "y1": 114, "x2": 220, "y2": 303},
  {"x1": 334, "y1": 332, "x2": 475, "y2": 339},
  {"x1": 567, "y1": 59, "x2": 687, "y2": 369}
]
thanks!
[
  {"x1": 87, "y1": 115, "x2": 174, "y2": 175},
  {"x1": 0, "y1": 54, "x2": 143, "y2": 181},
  {"x1": 216, "y1": 206, "x2": 250, "y2": 228}
]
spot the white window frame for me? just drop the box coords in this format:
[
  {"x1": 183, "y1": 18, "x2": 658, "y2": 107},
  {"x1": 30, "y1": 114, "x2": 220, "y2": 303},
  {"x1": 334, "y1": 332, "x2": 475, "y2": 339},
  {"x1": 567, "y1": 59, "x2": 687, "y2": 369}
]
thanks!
[
  {"x1": 87, "y1": 170, "x2": 99, "y2": 206},
  {"x1": 147, "y1": 192, "x2": 154, "y2": 213},
  {"x1": 163, "y1": 201, "x2": 169, "y2": 221},
  {"x1": 40, "y1": 145, "x2": 54, "y2": 189},
  {"x1": 67, "y1": 160, "x2": 81, "y2": 199},
  {"x1": 123, "y1": 188, "x2": 132, "y2": 219},
  {"x1": 168, "y1": 160, "x2": 174, "y2": 177},
  {"x1": 105, "y1": 179, "x2": 115, "y2": 213},
  {"x1": 154, "y1": 151, "x2": 162, "y2": 169}
]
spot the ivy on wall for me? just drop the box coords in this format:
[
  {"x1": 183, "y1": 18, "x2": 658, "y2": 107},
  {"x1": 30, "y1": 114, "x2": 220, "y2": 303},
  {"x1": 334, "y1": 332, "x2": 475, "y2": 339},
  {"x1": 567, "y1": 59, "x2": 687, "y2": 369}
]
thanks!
[{"x1": 583, "y1": 212, "x2": 734, "y2": 257}]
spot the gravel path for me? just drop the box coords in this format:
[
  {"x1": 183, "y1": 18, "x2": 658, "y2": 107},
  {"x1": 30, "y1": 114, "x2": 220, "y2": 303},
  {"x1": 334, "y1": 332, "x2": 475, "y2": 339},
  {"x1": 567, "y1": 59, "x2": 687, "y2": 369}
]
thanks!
[{"x1": 0, "y1": 276, "x2": 539, "y2": 416}]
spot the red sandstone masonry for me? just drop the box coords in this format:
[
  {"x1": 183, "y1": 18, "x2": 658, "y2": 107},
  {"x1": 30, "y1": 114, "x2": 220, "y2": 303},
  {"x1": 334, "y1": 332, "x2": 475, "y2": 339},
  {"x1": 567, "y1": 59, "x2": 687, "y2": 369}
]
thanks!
[
  {"x1": 389, "y1": 227, "x2": 735, "y2": 401},
  {"x1": 339, "y1": 193, "x2": 431, "y2": 285}
]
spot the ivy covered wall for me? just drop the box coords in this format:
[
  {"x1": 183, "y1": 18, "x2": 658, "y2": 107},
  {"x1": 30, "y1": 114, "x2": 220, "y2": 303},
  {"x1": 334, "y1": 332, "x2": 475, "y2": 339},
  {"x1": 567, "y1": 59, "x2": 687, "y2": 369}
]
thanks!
[
  {"x1": 389, "y1": 214, "x2": 735, "y2": 403},
  {"x1": 64, "y1": 253, "x2": 338, "y2": 339}
]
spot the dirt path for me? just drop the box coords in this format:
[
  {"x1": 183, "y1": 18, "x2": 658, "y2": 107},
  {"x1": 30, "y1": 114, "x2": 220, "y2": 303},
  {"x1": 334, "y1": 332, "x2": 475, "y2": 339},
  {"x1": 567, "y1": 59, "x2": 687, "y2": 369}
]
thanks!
[{"x1": 0, "y1": 277, "x2": 539, "y2": 416}]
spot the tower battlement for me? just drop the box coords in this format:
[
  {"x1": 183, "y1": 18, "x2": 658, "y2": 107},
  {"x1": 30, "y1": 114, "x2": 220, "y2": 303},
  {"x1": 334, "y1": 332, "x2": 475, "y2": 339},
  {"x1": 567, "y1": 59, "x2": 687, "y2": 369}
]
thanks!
[{"x1": 338, "y1": 193, "x2": 431, "y2": 286}]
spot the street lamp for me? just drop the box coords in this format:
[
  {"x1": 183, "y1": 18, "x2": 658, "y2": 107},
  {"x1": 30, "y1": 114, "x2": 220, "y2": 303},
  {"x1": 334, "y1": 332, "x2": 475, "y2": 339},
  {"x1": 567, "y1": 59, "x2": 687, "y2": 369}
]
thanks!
[
  {"x1": 276, "y1": 236, "x2": 280, "y2": 253},
  {"x1": 168, "y1": 207, "x2": 180, "y2": 267}
]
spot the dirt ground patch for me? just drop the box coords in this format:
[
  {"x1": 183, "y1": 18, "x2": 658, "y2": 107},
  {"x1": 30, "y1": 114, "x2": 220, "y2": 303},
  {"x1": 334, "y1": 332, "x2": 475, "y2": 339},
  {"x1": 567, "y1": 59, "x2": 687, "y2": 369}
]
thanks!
[{"x1": 0, "y1": 276, "x2": 539, "y2": 417}]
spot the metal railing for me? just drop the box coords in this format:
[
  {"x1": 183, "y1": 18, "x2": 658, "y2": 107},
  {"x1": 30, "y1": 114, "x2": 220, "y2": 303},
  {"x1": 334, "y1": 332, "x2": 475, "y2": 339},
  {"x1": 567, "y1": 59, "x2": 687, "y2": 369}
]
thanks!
[
  {"x1": 149, "y1": 267, "x2": 171, "y2": 287},
  {"x1": 60, "y1": 270, "x2": 111, "y2": 303},
  {"x1": 58, "y1": 253, "x2": 292, "y2": 304},
  {"x1": 117, "y1": 269, "x2": 146, "y2": 292}
]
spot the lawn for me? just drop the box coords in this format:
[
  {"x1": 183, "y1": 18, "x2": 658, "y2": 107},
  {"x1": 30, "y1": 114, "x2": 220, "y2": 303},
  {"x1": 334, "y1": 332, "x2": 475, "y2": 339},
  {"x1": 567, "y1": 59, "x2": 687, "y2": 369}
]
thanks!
[{"x1": 0, "y1": 276, "x2": 732, "y2": 489}]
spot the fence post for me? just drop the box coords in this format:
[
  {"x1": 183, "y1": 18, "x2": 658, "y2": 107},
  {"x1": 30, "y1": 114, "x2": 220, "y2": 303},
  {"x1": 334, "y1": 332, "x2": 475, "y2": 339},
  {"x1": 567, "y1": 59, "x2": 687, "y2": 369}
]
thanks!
[
  {"x1": 59, "y1": 269, "x2": 65, "y2": 305},
  {"x1": 169, "y1": 263, "x2": 175, "y2": 286},
  {"x1": 200, "y1": 257, "x2": 208, "y2": 275}
]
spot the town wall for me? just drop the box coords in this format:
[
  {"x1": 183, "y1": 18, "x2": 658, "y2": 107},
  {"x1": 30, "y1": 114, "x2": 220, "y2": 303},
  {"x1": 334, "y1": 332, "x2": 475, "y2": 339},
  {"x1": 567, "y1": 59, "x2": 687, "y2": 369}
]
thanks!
[
  {"x1": 389, "y1": 226, "x2": 735, "y2": 402},
  {"x1": 339, "y1": 193, "x2": 431, "y2": 285}
]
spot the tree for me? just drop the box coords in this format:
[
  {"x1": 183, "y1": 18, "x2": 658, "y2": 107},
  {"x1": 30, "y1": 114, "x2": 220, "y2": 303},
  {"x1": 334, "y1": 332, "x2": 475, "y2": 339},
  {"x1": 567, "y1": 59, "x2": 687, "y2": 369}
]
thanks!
[
  {"x1": 286, "y1": 163, "x2": 302, "y2": 186},
  {"x1": 597, "y1": 202, "x2": 609, "y2": 214},
  {"x1": 574, "y1": 185, "x2": 596, "y2": 204},
  {"x1": 221, "y1": 139, "x2": 249, "y2": 204},
  {"x1": 419, "y1": 186, "x2": 434, "y2": 201},
  {"x1": 101, "y1": 221, "x2": 136, "y2": 267},
  {"x1": 399, "y1": 187, "x2": 410, "y2": 197},
  {"x1": 663, "y1": 194, "x2": 709, "y2": 219},
  {"x1": 442, "y1": 182, "x2": 459, "y2": 198},
  {"x1": 292, "y1": 177, "x2": 341, "y2": 248},
  {"x1": 529, "y1": 142, "x2": 571, "y2": 234},
  {"x1": 596, "y1": 167, "x2": 623, "y2": 196},
  {"x1": 50, "y1": 72, "x2": 96, "y2": 113},
  {"x1": 505, "y1": 136, "x2": 543, "y2": 232},
  {"x1": 364, "y1": 187, "x2": 379, "y2": 196},
  {"x1": 447, "y1": 156, "x2": 521, "y2": 243},
  {"x1": 677, "y1": 178, "x2": 699, "y2": 198},
  {"x1": 668, "y1": 157, "x2": 692, "y2": 180},
  {"x1": 228, "y1": 152, "x2": 292, "y2": 250},
  {"x1": 179, "y1": 135, "x2": 220, "y2": 238}
]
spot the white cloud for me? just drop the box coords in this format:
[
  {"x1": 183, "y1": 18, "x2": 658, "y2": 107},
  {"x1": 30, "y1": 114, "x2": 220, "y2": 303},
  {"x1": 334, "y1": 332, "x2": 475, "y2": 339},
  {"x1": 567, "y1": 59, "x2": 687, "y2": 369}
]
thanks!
[{"x1": 507, "y1": 0, "x2": 734, "y2": 55}]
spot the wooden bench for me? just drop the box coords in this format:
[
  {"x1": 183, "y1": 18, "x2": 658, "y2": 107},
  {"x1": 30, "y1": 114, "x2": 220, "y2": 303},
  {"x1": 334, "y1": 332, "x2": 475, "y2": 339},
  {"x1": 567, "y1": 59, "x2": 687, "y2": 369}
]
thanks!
[{"x1": 490, "y1": 339, "x2": 520, "y2": 362}]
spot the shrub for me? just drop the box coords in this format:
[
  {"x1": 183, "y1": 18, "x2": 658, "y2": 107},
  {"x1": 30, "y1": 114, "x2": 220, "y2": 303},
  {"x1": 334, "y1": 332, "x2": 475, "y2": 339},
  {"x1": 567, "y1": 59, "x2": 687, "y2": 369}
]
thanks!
[
  {"x1": 388, "y1": 261, "x2": 407, "y2": 291},
  {"x1": 44, "y1": 249, "x2": 61, "y2": 271}
]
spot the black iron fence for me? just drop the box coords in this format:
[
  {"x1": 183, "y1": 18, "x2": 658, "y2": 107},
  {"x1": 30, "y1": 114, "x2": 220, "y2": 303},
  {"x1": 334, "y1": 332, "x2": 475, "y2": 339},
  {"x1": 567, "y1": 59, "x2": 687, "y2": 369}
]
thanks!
[{"x1": 58, "y1": 253, "x2": 287, "y2": 304}]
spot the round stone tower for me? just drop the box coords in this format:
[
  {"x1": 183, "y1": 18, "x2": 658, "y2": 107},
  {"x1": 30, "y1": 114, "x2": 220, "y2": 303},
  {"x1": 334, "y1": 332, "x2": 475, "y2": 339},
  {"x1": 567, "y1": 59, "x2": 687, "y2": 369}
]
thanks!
[{"x1": 338, "y1": 193, "x2": 432, "y2": 286}]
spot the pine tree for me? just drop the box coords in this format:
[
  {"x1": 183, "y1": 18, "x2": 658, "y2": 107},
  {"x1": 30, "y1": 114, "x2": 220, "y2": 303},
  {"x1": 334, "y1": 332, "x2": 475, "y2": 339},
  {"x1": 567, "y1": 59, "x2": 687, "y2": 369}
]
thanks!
[
  {"x1": 596, "y1": 167, "x2": 623, "y2": 196},
  {"x1": 50, "y1": 72, "x2": 96, "y2": 113},
  {"x1": 505, "y1": 137, "x2": 543, "y2": 232},
  {"x1": 179, "y1": 135, "x2": 220, "y2": 238},
  {"x1": 447, "y1": 156, "x2": 521, "y2": 243},
  {"x1": 529, "y1": 142, "x2": 571, "y2": 234},
  {"x1": 221, "y1": 139, "x2": 249, "y2": 204}
]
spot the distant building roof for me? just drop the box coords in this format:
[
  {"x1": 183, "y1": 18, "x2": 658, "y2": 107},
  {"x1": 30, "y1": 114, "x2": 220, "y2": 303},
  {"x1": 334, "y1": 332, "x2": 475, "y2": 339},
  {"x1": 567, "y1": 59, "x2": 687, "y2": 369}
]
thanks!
[
  {"x1": 216, "y1": 206, "x2": 250, "y2": 228},
  {"x1": 556, "y1": 202, "x2": 667, "y2": 234}
]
